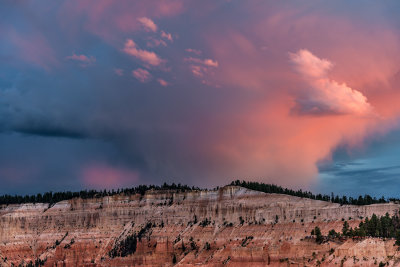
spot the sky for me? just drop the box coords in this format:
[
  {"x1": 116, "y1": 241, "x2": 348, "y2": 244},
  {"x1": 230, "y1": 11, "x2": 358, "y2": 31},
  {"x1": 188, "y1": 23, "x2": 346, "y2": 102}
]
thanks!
[{"x1": 2, "y1": 1, "x2": 400, "y2": 196}]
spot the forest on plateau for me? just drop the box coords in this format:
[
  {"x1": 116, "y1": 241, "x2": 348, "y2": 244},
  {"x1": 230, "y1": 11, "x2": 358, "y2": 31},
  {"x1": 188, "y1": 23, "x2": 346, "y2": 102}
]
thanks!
[
  {"x1": 0, "y1": 180, "x2": 399, "y2": 206},
  {"x1": 231, "y1": 180, "x2": 398, "y2": 205}
]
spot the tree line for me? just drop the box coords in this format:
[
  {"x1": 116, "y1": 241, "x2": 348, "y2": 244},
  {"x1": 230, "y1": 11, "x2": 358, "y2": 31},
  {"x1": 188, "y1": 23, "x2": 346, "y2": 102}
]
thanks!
[
  {"x1": 0, "y1": 183, "x2": 199, "y2": 205},
  {"x1": 230, "y1": 180, "x2": 398, "y2": 206},
  {"x1": 342, "y1": 213, "x2": 400, "y2": 240},
  {"x1": 312, "y1": 212, "x2": 400, "y2": 245},
  {"x1": 1, "y1": 179, "x2": 399, "y2": 206}
]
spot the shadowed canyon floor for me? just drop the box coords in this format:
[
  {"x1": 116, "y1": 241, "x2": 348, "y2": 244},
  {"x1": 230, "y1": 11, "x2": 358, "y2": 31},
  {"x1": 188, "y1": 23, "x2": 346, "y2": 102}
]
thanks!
[{"x1": 1, "y1": 186, "x2": 400, "y2": 266}]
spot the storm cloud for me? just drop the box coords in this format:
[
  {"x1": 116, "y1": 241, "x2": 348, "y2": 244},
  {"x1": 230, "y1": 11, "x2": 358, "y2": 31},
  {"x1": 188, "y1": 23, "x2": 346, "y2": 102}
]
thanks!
[{"x1": 2, "y1": 0, "x2": 400, "y2": 196}]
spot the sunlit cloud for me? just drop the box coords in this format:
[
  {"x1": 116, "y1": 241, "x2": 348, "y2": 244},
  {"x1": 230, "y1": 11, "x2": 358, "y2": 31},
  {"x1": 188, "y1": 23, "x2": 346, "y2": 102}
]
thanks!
[
  {"x1": 137, "y1": 17, "x2": 158, "y2": 32},
  {"x1": 185, "y1": 56, "x2": 218, "y2": 80},
  {"x1": 161, "y1": 31, "x2": 173, "y2": 42},
  {"x1": 157, "y1": 78, "x2": 169, "y2": 86},
  {"x1": 123, "y1": 39, "x2": 164, "y2": 66},
  {"x1": 146, "y1": 37, "x2": 167, "y2": 48},
  {"x1": 185, "y1": 57, "x2": 218, "y2": 67},
  {"x1": 290, "y1": 49, "x2": 372, "y2": 116},
  {"x1": 132, "y1": 68, "x2": 152, "y2": 83},
  {"x1": 290, "y1": 49, "x2": 332, "y2": 79}
]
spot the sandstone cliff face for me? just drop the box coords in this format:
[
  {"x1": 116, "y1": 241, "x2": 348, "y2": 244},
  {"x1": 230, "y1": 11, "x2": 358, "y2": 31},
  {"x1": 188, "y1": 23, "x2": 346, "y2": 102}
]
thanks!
[{"x1": 0, "y1": 186, "x2": 399, "y2": 266}]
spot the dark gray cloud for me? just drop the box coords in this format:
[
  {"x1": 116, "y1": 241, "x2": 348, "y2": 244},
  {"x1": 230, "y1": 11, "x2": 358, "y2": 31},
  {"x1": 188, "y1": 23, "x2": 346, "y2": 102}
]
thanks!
[
  {"x1": 317, "y1": 162, "x2": 400, "y2": 198},
  {"x1": 315, "y1": 131, "x2": 400, "y2": 198},
  {"x1": 12, "y1": 121, "x2": 88, "y2": 139},
  {"x1": 291, "y1": 99, "x2": 348, "y2": 116}
]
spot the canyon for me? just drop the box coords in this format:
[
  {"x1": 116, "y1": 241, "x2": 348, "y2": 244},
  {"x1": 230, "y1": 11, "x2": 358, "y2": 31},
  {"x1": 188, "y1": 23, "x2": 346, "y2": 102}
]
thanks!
[{"x1": 1, "y1": 186, "x2": 400, "y2": 266}]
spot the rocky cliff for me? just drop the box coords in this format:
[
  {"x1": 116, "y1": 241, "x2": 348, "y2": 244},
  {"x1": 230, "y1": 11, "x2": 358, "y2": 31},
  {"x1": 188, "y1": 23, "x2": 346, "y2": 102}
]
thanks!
[{"x1": 1, "y1": 186, "x2": 400, "y2": 266}]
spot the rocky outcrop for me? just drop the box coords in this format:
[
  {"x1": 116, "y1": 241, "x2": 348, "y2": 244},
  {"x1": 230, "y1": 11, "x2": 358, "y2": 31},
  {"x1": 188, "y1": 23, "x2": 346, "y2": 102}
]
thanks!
[{"x1": 0, "y1": 186, "x2": 400, "y2": 266}]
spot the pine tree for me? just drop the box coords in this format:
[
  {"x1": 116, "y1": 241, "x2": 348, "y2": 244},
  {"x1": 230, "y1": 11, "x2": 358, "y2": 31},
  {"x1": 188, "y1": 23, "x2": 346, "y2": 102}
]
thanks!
[
  {"x1": 313, "y1": 226, "x2": 322, "y2": 243},
  {"x1": 342, "y1": 221, "x2": 349, "y2": 236}
]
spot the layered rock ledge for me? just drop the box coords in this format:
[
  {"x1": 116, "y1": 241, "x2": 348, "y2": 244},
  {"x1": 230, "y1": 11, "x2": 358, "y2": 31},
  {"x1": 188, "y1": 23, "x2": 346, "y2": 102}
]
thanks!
[{"x1": 0, "y1": 186, "x2": 399, "y2": 266}]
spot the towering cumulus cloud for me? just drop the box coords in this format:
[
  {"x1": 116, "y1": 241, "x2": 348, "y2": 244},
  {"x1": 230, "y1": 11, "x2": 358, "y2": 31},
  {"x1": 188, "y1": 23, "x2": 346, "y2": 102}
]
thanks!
[{"x1": 290, "y1": 50, "x2": 372, "y2": 116}]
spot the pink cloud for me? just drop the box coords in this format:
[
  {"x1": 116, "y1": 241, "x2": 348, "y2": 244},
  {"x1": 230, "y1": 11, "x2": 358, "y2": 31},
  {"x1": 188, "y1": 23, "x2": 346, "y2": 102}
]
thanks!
[
  {"x1": 161, "y1": 31, "x2": 173, "y2": 42},
  {"x1": 158, "y1": 78, "x2": 169, "y2": 86},
  {"x1": 123, "y1": 39, "x2": 164, "y2": 66},
  {"x1": 146, "y1": 32, "x2": 172, "y2": 47},
  {"x1": 81, "y1": 164, "x2": 139, "y2": 189},
  {"x1": 289, "y1": 49, "x2": 332, "y2": 79},
  {"x1": 138, "y1": 17, "x2": 158, "y2": 32},
  {"x1": 189, "y1": 3, "x2": 400, "y2": 187},
  {"x1": 66, "y1": 53, "x2": 96, "y2": 66},
  {"x1": 146, "y1": 37, "x2": 167, "y2": 48},
  {"x1": 132, "y1": 68, "x2": 151, "y2": 82},
  {"x1": 184, "y1": 56, "x2": 218, "y2": 80},
  {"x1": 185, "y1": 57, "x2": 218, "y2": 67},
  {"x1": 203, "y1": 59, "x2": 218, "y2": 67},
  {"x1": 190, "y1": 65, "x2": 205, "y2": 77},
  {"x1": 289, "y1": 49, "x2": 372, "y2": 116}
]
